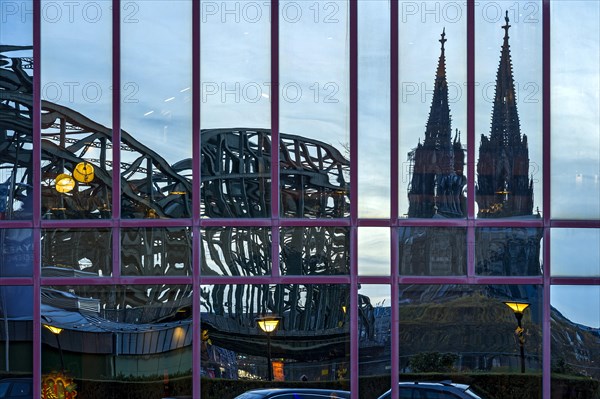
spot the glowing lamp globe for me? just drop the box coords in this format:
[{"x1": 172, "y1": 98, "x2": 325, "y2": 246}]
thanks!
[
  {"x1": 504, "y1": 301, "x2": 530, "y2": 314},
  {"x1": 44, "y1": 325, "x2": 63, "y2": 335},
  {"x1": 256, "y1": 316, "x2": 281, "y2": 334},
  {"x1": 55, "y1": 174, "x2": 75, "y2": 193},
  {"x1": 73, "y1": 161, "x2": 95, "y2": 183}
]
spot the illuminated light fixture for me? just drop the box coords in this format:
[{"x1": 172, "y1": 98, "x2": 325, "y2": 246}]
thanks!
[
  {"x1": 342, "y1": 305, "x2": 347, "y2": 314},
  {"x1": 503, "y1": 301, "x2": 530, "y2": 373},
  {"x1": 170, "y1": 191, "x2": 187, "y2": 195},
  {"x1": 44, "y1": 325, "x2": 63, "y2": 335},
  {"x1": 256, "y1": 316, "x2": 280, "y2": 334},
  {"x1": 256, "y1": 315, "x2": 281, "y2": 381},
  {"x1": 55, "y1": 174, "x2": 75, "y2": 193},
  {"x1": 504, "y1": 301, "x2": 530, "y2": 315},
  {"x1": 73, "y1": 161, "x2": 95, "y2": 183}
]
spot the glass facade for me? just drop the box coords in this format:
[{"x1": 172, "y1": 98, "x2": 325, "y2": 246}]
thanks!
[{"x1": 0, "y1": 1, "x2": 598, "y2": 398}]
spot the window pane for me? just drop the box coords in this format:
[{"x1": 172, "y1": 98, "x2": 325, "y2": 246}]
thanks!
[
  {"x1": 41, "y1": 285, "x2": 192, "y2": 397},
  {"x1": 0, "y1": 286, "x2": 33, "y2": 374},
  {"x1": 41, "y1": 0, "x2": 113, "y2": 219},
  {"x1": 0, "y1": 1, "x2": 33, "y2": 221},
  {"x1": 400, "y1": 285, "x2": 542, "y2": 397},
  {"x1": 475, "y1": 1, "x2": 543, "y2": 218},
  {"x1": 399, "y1": 227, "x2": 466, "y2": 276},
  {"x1": 41, "y1": 228, "x2": 111, "y2": 277},
  {"x1": 476, "y1": 227, "x2": 543, "y2": 276},
  {"x1": 280, "y1": 227, "x2": 349, "y2": 275},
  {"x1": 0, "y1": 229, "x2": 33, "y2": 277},
  {"x1": 200, "y1": 284, "x2": 349, "y2": 385},
  {"x1": 202, "y1": 227, "x2": 271, "y2": 276},
  {"x1": 551, "y1": 229, "x2": 600, "y2": 277},
  {"x1": 551, "y1": 285, "x2": 600, "y2": 394},
  {"x1": 359, "y1": 285, "x2": 390, "y2": 379},
  {"x1": 358, "y1": 227, "x2": 390, "y2": 276},
  {"x1": 120, "y1": 1, "x2": 193, "y2": 219},
  {"x1": 279, "y1": 1, "x2": 350, "y2": 218},
  {"x1": 121, "y1": 227, "x2": 192, "y2": 276},
  {"x1": 551, "y1": 1, "x2": 600, "y2": 219},
  {"x1": 201, "y1": 1, "x2": 271, "y2": 218},
  {"x1": 399, "y1": 1, "x2": 467, "y2": 219},
  {"x1": 359, "y1": 0, "x2": 390, "y2": 219}
]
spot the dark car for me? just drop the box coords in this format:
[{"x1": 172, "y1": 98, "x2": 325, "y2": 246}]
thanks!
[
  {"x1": 377, "y1": 381, "x2": 484, "y2": 399},
  {"x1": 0, "y1": 378, "x2": 33, "y2": 398},
  {"x1": 234, "y1": 388, "x2": 351, "y2": 399}
]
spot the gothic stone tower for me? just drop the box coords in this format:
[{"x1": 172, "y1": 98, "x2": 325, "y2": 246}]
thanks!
[
  {"x1": 475, "y1": 12, "x2": 542, "y2": 277},
  {"x1": 407, "y1": 30, "x2": 465, "y2": 218},
  {"x1": 476, "y1": 12, "x2": 534, "y2": 218}
]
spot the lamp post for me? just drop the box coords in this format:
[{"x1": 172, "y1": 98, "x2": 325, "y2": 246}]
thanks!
[
  {"x1": 503, "y1": 301, "x2": 530, "y2": 373},
  {"x1": 44, "y1": 324, "x2": 64, "y2": 371},
  {"x1": 256, "y1": 315, "x2": 281, "y2": 381}
]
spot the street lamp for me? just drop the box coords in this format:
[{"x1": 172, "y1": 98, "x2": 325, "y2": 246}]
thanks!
[
  {"x1": 43, "y1": 324, "x2": 65, "y2": 371},
  {"x1": 256, "y1": 315, "x2": 281, "y2": 381},
  {"x1": 503, "y1": 301, "x2": 530, "y2": 373}
]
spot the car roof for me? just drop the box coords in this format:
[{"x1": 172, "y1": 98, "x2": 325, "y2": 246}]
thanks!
[{"x1": 235, "y1": 388, "x2": 351, "y2": 398}]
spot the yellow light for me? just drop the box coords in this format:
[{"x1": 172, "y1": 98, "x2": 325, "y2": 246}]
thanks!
[
  {"x1": 504, "y1": 301, "x2": 530, "y2": 314},
  {"x1": 73, "y1": 161, "x2": 95, "y2": 183},
  {"x1": 44, "y1": 325, "x2": 63, "y2": 335},
  {"x1": 256, "y1": 316, "x2": 280, "y2": 333},
  {"x1": 170, "y1": 191, "x2": 187, "y2": 195},
  {"x1": 55, "y1": 174, "x2": 75, "y2": 193},
  {"x1": 342, "y1": 306, "x2": 347, "y2": 314}
]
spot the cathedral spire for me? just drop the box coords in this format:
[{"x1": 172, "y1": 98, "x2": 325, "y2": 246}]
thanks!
[
  {"x1": 490, "y1": 11, "x2": 521, "y2": 146},
  {"x1": 425, "y1": 28, "x2": 451, "y2": 149},
  {"x1": 407, "y1": 30, "x2": 465, "y2": 218},
  {"x1": 476, "y1": 11, "x2": 535, "y2": 218}
]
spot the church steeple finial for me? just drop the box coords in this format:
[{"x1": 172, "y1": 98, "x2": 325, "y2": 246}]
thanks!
[
  {"x1": 502, "y1": 11, "x2": 511, "y2": 39},
  {"x1": 440, "y1": 28, "x2": 447, "y2": 52}
]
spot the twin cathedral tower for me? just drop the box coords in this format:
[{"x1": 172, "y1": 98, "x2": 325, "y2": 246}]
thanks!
[{"x1": 407, "y1": 12, "x2": 536, "y2": 219}]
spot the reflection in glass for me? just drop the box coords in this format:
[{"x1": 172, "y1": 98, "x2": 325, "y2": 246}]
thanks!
[
  {"x1": 280, "y1": 227, "x2": 349, "y2": 275},
  {"x1": 399, "y1": 285, "x2": 542, "y2": 395},
  {"x1": 0, "y1": 43, "x2": 33, "y2": 220},
  {"x1": 551, "y1": 229, "x2": 600, "y2": 277},
  {"x1": 551, "y1": 1, "x2": 600, "y2": 219},
  {"x1": 358, "y1": 285, "x2": 390, "y2": 378},
  {"x1": 0, "y1": 286, "x2": 33, "y2": 374},
  {"x1": 121, "y1": 1, "x2": 192, "y2": 219},
  {"x1": 121, "y1": 227, "x2": 192, "y2": 276},
  {"x1": 201, "y1": 227, "x2": 271, "y2": 276},
  {"x1": 358, "y1": 228, "x2": 390, "y2": 275},
  {"x1": 399, "y1": 227, "x2": 466, "y2": 275},
  {"x1": 201, "y1": 129, "x2": 271, "y2": 218},
  {"x1": 200, "y1": 284, "x2": 349, "y2": 383},
  {"x1": 41, "y1": 285, "x2": 192, "y2": 397},
  {"x1": 476, "y1": 3, "x2": 543, "y2": 218},
  {"x1": 476, "y1": 227, "x2": 543, "y2": 276},
  {"x1": 399, "y1": 2, "x2": 467, "y2": 219},
  {"x1": 358, "y1": 1, "x2": 390, "y2": 219},
  {"x1": 0, "y1": 229, "x2": 33, "y2": 277},
  {"x1": 41, "y1": 0, "x2": 113, "y2": 219},
  {"x1": 280, "y1": 1, "x2": 350, "y2": 218},
  {"x1": 41, "y1": 228, "x2": 111, "y2": 277},
  {"x1": 551, "y1": 286, "x2": 600, "y2": 395}
]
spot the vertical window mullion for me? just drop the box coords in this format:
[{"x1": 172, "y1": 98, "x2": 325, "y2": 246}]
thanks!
[
  {"x1": 271, "y1": 0, "x2": 280, "y2": 279},
  {"x1": 390, "y1": 1, "x2": 399, "y2": 398},
  {"x1": 112, "y1": 0, "x2": 121, "y2": 280},
  {"x1": 33, "y1": 1, "x2": 42, "y2": 397},
  {"x1": 542, "y1": 0, "x2": 552, "y2": 397}
]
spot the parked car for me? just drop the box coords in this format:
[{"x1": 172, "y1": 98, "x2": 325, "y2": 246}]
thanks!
[
  {"x1": 0, "y1": 377, "x2": 33, "y2": 398},
  {"x1": 377, "y1": 381, "x2": 484, "y2": 399},
  {"x1": 234, "y1": 388, "x2": 351, "y2": 399}
]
